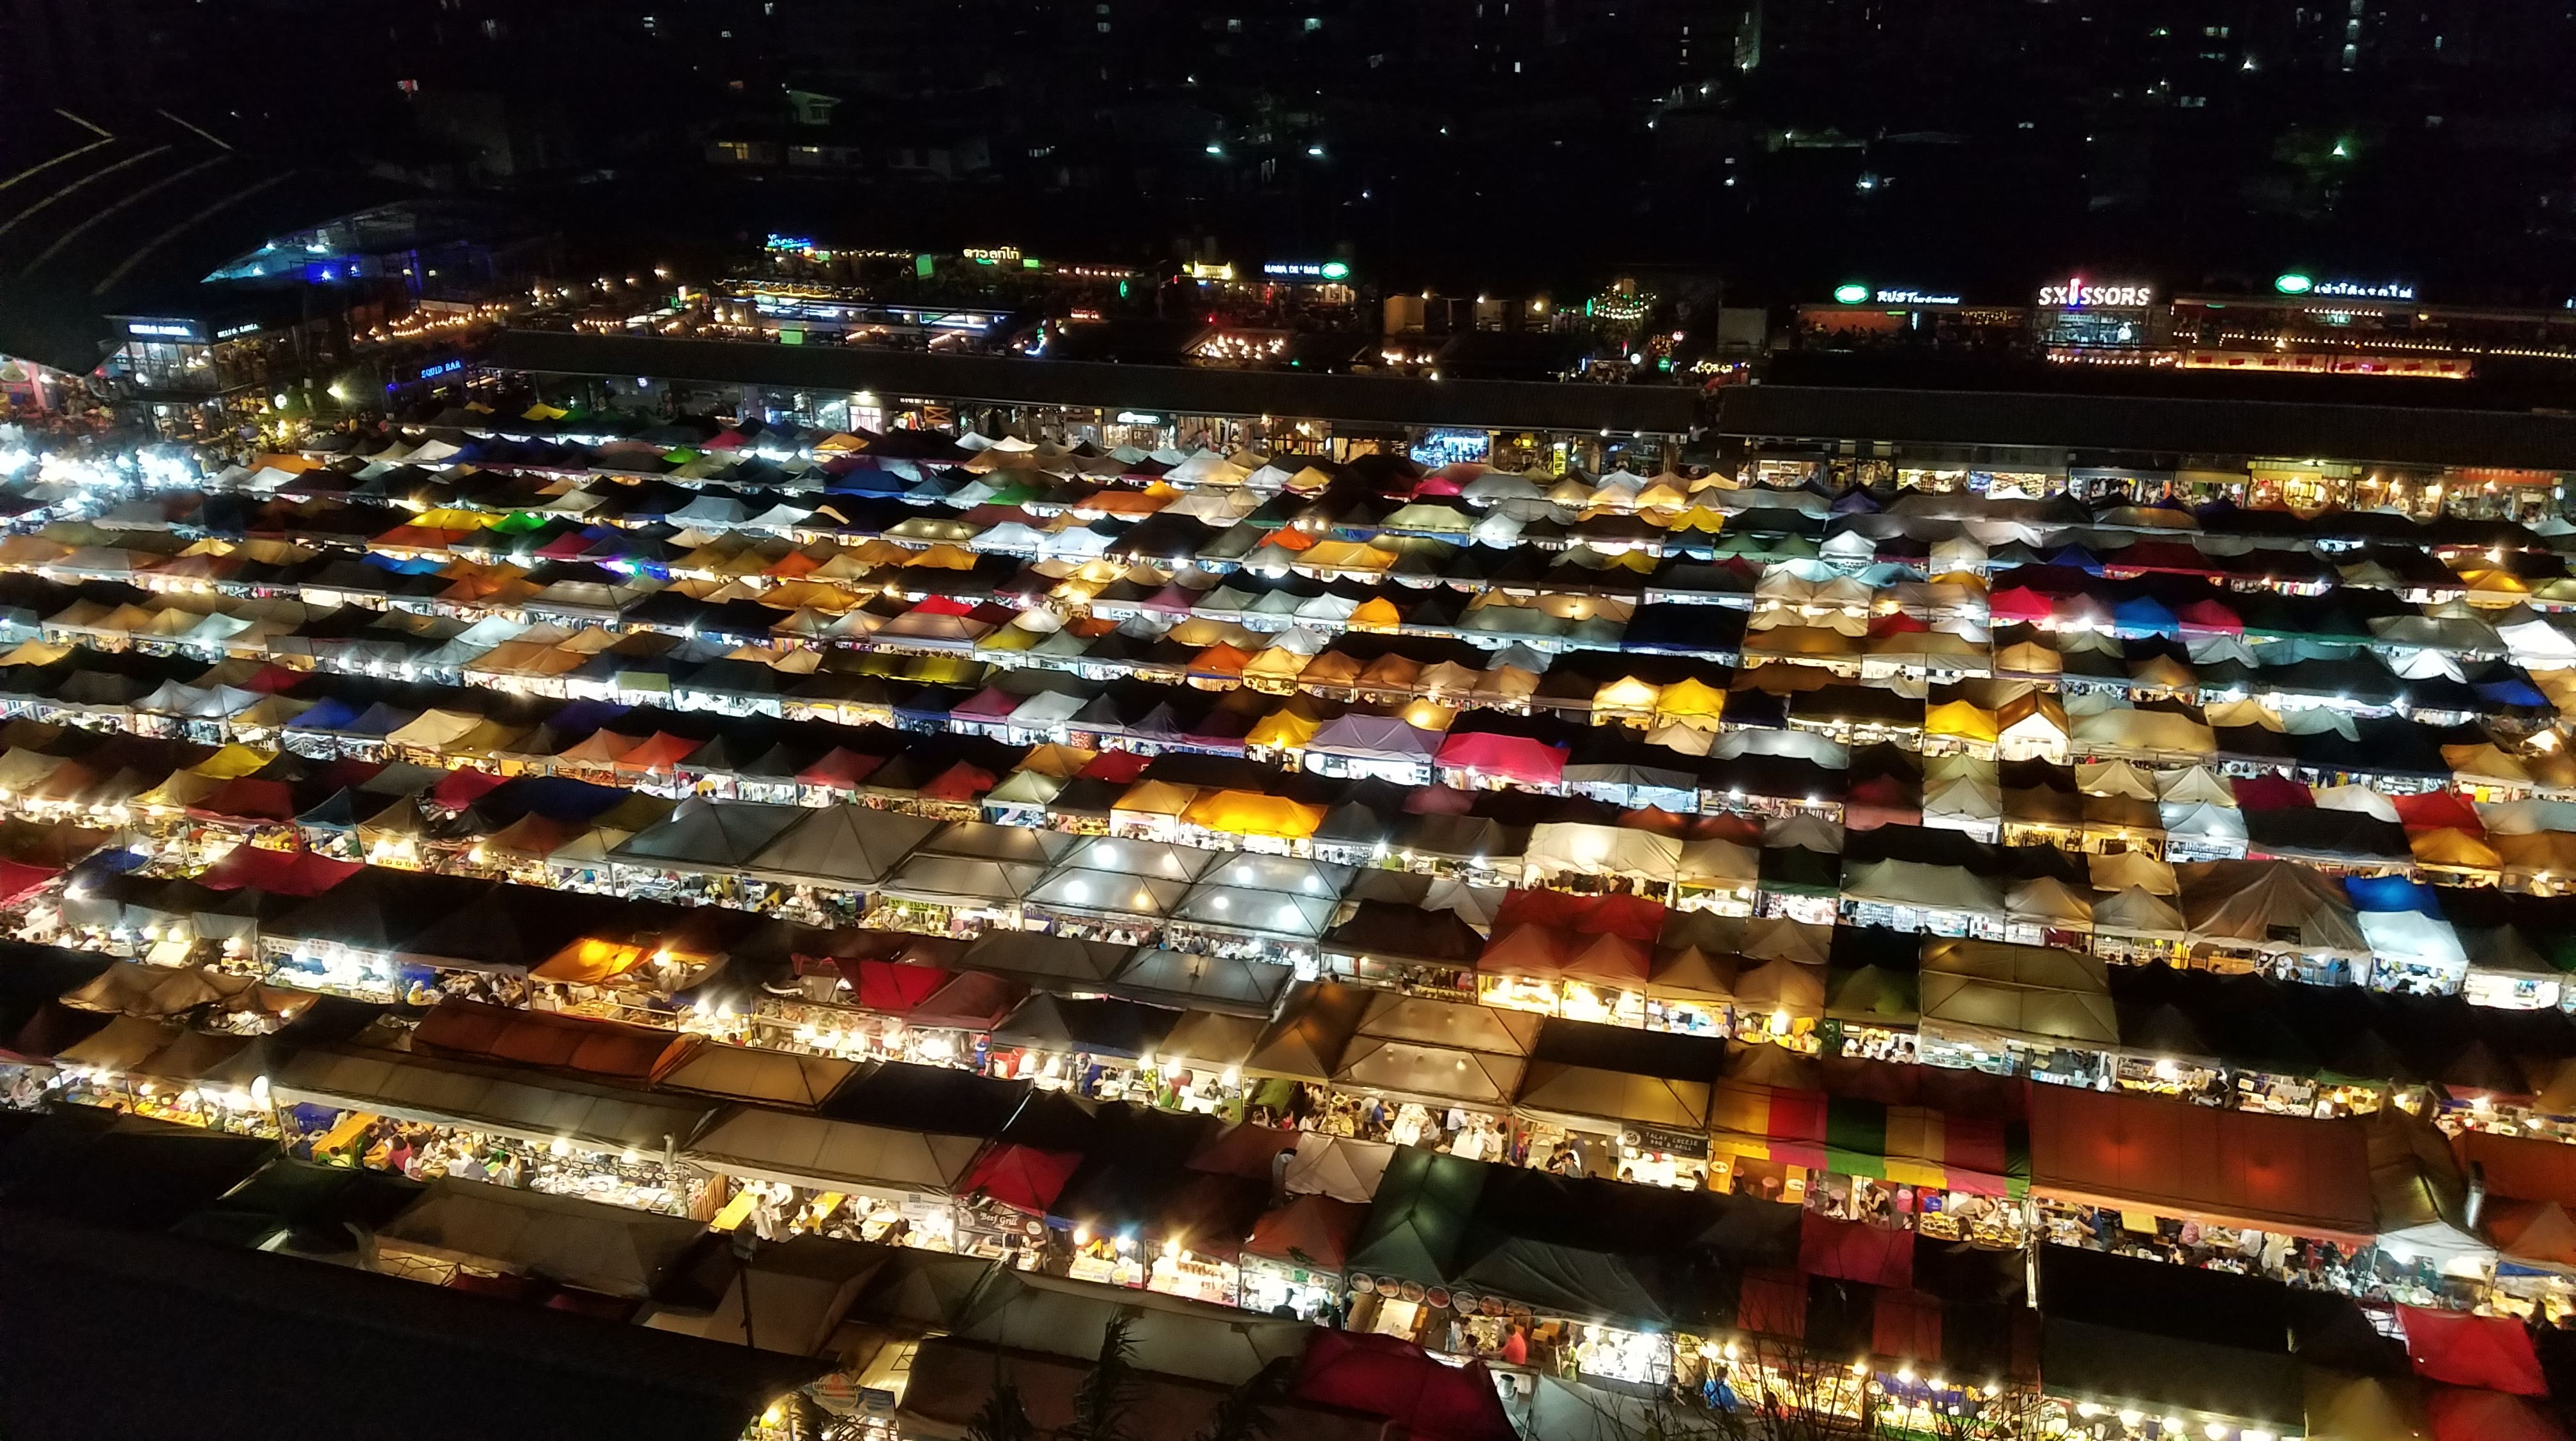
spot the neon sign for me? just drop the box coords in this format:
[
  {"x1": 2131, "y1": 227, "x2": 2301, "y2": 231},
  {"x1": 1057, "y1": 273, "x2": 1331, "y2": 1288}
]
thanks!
[
  {"x1": 126, "y1": 321, "x2": 197, "y2": 339},
  {"x1": 2308, "y1": 277, "x2": 2400, "y2": 300},
  {"x1": 1263, "y1": 260, "x2": 1351, "y2": 280},
  {"x1": 1836, "y1": 283, "x2": 1961, "y2": 305},
  {"x1": 2037, "y1": 277, "x2": 2153, "y2": 307}
]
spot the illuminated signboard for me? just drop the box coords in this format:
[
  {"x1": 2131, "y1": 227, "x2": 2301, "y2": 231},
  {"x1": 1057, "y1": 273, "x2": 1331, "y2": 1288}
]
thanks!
[
  {"x1": 418, "y1": 360, "x2": 463, "y2": 380},
  {"x1": 215, "y1": 323, "x2": 263, "y2": 340},
  {"x1": 1115, "y1": 411, "x2": 1165, "y2": 425},
  {"x1": 1834, "y1": 283, "x2": 1962, "y2": 305},
  {"x1": 125, "y1": 321, "x2": 198, "y2": 340},
  {"x1": 963, "y1": 247, "x2": 1022, "y2": 264},
  {"x1": 1184, "y1": 261, "x2": 1236, "y2": 281},
  {"x1": 2036, "y1": 276, "x2": 2153, "y2": 307},
  {"x1": 765, "y1": 233, "x2": 817, "y2": 252},
  {"x1": 2278, "y1": 273, "x2": 2414, "y2": 301},
  {"x1": 1263, "y1": 260, "x2": 1351, "y2": 280},
  {"x1": 1409, "y1": 428, "x2": 1491, "y2": 466}
]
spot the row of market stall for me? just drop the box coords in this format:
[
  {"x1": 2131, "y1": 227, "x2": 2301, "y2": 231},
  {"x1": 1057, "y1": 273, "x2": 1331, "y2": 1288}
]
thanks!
[
  {"x1": 15, "y1": 1089, "x2": 2563, "y2": 1441},
  {"x1": 172, "y1": 418, "x2": 2576, "y2": 602},
  {"x1": 8, "y1": 687, "x2": 2576, "y2": 1005},
  {"x1": 10, "y1": 913, "x2": 2576, "y2": 1441}
]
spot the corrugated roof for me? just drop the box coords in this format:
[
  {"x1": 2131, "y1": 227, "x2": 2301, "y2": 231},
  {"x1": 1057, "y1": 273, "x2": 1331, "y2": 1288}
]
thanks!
[{"x1": 0, "y1": 110, "x2": 401, "y2": 370}]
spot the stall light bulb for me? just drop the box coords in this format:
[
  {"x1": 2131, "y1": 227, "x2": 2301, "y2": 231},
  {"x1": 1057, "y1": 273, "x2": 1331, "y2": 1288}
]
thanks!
[
  {"x1": 549, "y1": 1138, "x2": 571, "y2": 1157},
  {"x1": 2204, "y1": 1424, "x2": 2229, "y2": 1440}
]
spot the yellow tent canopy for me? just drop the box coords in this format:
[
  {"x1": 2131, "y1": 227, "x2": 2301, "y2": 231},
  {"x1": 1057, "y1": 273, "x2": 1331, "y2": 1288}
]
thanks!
[
  {"x1": 1180, "y1": 790, "x2": 1325, "y2": 841},
  {"x1": 1653, "y1": 676, "x2": 1728, "y2": 724},
  {"x1": 2410, "y1": 827, "x2": 2501, "y2": 871},
  {"x1": 192, "y1": 744, "x2": 277, "y2": 779},
  {"x1": 1923, "y1": 699, "x2": 2000, "y2": 745},
  {"x1": 1244, "y1": 707, "x2": 1323, "y2": 751}
]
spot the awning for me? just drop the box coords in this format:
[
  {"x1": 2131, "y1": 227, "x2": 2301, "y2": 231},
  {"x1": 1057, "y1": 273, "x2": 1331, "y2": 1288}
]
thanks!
[
  {"x1": 2027, "y1": 1084, "x2": 2374, "y2": 1240},
  {"x1": 682, "y1": 1107, "x2": 983, "y2": 1198}
]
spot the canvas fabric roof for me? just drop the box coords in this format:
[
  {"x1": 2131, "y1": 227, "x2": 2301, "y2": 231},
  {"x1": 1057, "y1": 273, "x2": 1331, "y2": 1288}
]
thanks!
[
  {"x1": 375, "y1": 1175, "x2": 705, "y2": 1299},
  {"x1": 683, "y1": 1107, "x2": 983, "y2": 1198},
  {"x1": 2028, "y1": 1084, "x2": 2375, "y2": 1240}
]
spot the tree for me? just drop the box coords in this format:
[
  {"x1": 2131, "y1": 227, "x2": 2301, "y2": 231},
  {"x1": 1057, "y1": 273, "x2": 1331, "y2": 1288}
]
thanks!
[
  {"x1": 963, "y1": 1381, "x2": 1036, "y2": 1441},
  {"x1": 1190, "y1": 1356, "x2": 1297, "y2": 1441},
  {"x1": 1065, "y1": 1313, "x2": 1144, "y2": 1441}
]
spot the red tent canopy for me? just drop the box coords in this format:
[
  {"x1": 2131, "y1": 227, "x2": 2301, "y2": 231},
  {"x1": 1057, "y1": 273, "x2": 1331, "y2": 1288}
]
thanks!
[
  {"x1": 2425, "y1": 1387, "x2": 2567, "y2": 1441},
  {"x1": 1476, "y1": 923, "x2": 1568, "y2": 977},
  {"x1": 835, "y1": 957, "x2": 953, "y2": 1015},
  {"x1": 1575, "y1": 892, "x2": 1667, "y2": 943},
  {"x1": 612, "y1": 732, "x2": 705, "y2": 775},
  {"x1": 430, "y1": 768, "x2": 507, "y2": 811},
  {"x1": 907, "y1": 971, "x2": 1027, "y2": 1031},
  {"x1": 2457, "y1": 1129, "x2": 2576, "y2": 1206},
  {"x1": 957, "y1": 1143, "x2": 1081, "y2": 1216},
  {"x1": 1986, "y1": 588, "x2": 2054, "y2": 624},
  {"x1": 1735, "y1": 1266, "x2": 1808, "y2": 1339},
  {"x1": 1871, "y1": 1288, "x2": 1943, "y2": 1362},
  {"x1": 1245, "y1": 1194, "x2": 1368, "y2": 1270},
  {"x1": 910, "y1": 593, "x2": 978, "y2": 616},
  {"x1": 916, "y1": 762, "x2": 997, "y2": 803},
  {"x1": 1494, "y1": 888, "x2": 1591, "y2": 930},
  {"x1": 2230, "y1": 774, "x2": 2314, "y2": 811},
  {"x1": 2400, "y1": 1307, "x2": 2549, "y2": 1396},
  {"x1": 1433, "y1": 732, "x2": 1568, "y2": 787},
  {"x1": 1800, "y1": 1212, "x2": 1914, "y2": 1288},
  {"x1": 1077, "y1": 749, "x2": 1150, "y2": 784},
  {"x1": 2393, "y1": 789, "x2": 2485, "y2": 834},
  {"x1": 197, "y1": 844, "x2": 360, "y2": 896},
  {"x1": 2176, "y1": 599, "x2": 2244, "y2": 634},
  {"x1": 1294, "y1": 1330, "x2": 1517, "y2": 1441},
  {"x1": 795, "y1": 747, "x2": 885, "y2": 791},
  {"x1": 238, "y1": 663, "x2": 308, "y2": 694},
  {"x1": 2028, "y1": 1085, "x2": 2376, "y2": 1242},
  {"x1": 0, "y1": 858, "x2": 56, "y2": 907}
]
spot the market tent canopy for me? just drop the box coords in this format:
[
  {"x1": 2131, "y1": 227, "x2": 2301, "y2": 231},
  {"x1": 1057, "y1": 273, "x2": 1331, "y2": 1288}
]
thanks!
[
  {"x1": 606, "y1": 799, "x2": 808, "y2": 876},
  {"x1": 946, "y1": 1267, "x2": 1312, "y2": 1385},
  {"x1": 1512, "y1": 1062, "x2": 1711, "y2": 1132},
  {"x1": 1285, "y1": 1133, "x2": 1400, "y2": 1205},
  {"x1": 273, "y1": 1047, "x2": 719, "y2": 1156},
  {"x1": 2039, "y1": 1317, "x2": 2304, "y2": 1428},
  {"x1": 684, "y1": 1106, "x2": 984, "y2": 1198},
  {"x1": 744, "y1": 805, "x2": 939, "y2": 888},
  {"x1": 374, "y1": 1175, "x2": 705, "y2": 1299},
  {"x1": 1294, "y1": 1329, "x2": 1520, "y2": 1441},
  {"x1": 655, "y1": 1046, "x2": 859, "y2": 1108},
  {"x1": 1242, "y1": 1193, "x2": 1370, "y2": 1271},
  {"x1": 2027, "y1": 1084, "x2": 2375, "y2": 1241},
  {"x1": 640, "y1": 1233, "x2": 889, "y2": 1357},
  {"x1": 410, "y1": 999, "x2": 698, "y2": 1084},
  {"x1": 1917, "y1": 939, "x2": 2119, "y2": 1048}
]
